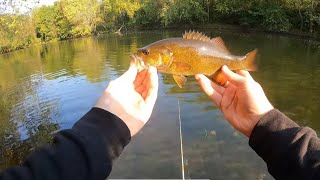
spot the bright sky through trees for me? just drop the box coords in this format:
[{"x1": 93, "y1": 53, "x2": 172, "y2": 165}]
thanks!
[{"x1": 0, "y1": 0, "x2": 57, "y2": 14}]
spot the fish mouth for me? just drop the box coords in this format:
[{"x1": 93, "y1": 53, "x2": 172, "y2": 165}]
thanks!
[{"x1": 130, "y1": 54, "x2": 146, "y2": 72}]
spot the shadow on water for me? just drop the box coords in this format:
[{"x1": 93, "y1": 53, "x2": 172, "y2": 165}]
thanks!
[{"x1": 0, "y1": 30, "x2": 320, "y2": 179}]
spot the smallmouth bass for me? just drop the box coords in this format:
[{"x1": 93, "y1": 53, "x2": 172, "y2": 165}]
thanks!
[{"x1": 131, "y1": 31, "x2": 257, "y2": 88}]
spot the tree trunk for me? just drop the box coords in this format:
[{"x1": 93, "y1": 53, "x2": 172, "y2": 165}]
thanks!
[
  {"x1": 298, "y1": 8, "x2": 303, "y2": 31},
  {"x1": 309, "y1": 0, "x2": 314, "y2": 33},
  {"x1": 115, "y1": 25, "x2": 123, "y2": 35},
  {"x1": 309, "y1": 17, "x2": 313, "y2": 33}
]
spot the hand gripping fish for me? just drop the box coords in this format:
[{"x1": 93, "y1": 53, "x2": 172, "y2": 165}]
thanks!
[{"x1": 131, "y1": 31, "x2": 257, "y2": 88}]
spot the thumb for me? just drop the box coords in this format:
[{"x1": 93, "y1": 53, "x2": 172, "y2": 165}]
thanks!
[
  {"x1": 118, "y1": 63, "x2": 138, "y2": 83},
  {"x1": 195, "y1": 74, "x2": 222, "y2": 106}
]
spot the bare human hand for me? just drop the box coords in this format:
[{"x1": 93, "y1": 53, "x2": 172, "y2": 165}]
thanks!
[
  {"x1": 195, "y1": 65, "x2": 274, "y2": 137},
  {"x1": 95, "y1": 63, "x2": 158, "y2": 136}
]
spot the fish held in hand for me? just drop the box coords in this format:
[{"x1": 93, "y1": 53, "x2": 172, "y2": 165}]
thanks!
[{"x1": 131, "y1": 31, "x2": 257, "y2": 88}]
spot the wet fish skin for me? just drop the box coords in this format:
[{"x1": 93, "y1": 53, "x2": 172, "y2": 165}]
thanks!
[{"x1": 131, "y1": 31, "x2": 257, "y2": 88}]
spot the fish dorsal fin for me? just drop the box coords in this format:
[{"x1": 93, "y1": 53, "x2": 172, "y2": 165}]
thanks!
[
  {"x1": 183, "y1": 30, "x2": 211, "y2": 42},
  {"x1": 183, "y1": 31, "x2": 231, "y2": 54},
  {"x1": 211, "y1": 37, "x2": 231, "y2": 55}
]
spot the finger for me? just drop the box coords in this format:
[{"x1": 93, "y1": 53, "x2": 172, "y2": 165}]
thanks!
[
  {"x1": 118, "y1": 63, "x2": 138, "y2": 83},
  {"x1": 195, "y1": 74, "x2": 222, "y2": 106},
  {"x1": 142, "y1": 90, "x2": 148, "y2": 100},
  {"x1": 221, "y1": 66, "x2": 245, "y2": 86},
  {"x1": 223, "y1": 81, "x2": 230, "y2": 88},
  {"x1": 136, "y1": 84, "x2": 145, "y2": 95},
  {"x1": 136, "y1": 67, "x2": 155, "y2": 95},
  {"x1": 134, "y1": 69, "x2": 147, "y2": 88},
  {"x1": 195, "y1": 74, "x2": 225, "y2": 95},
  {"x1": 129, "y1": 59, "x2": 135, "y2": 66},
  {"x1": 147, "y1": 67, "x2": 158, "y2": 88},
  {"x1": 141, "y1": 71, "x2": 151, "y2": 87},
  {"x1": 145, "y1": 66, "x2": 158, "y2": 106},
  {"x1": 135, "y1": 77, "x2": 148, "y2": 93},
  {"x1": 233, "y1": 95, "x2": 239, "y2": 107},
  {"x1": 236, "y1": 70, "x2": 254, "y2": 80},
  {"x1": 220, "y1": 86, "x2": 236, "y2": 111}
]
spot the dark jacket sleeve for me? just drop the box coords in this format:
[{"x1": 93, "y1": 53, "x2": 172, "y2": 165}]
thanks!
[
  {"x1": 0, "y1": 107, "x2": 131, "y2": 180},
  {"x1": 249, "y1": 109, "x2": 320, "y2": 180}
]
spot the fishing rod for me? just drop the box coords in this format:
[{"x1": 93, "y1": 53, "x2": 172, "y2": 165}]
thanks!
[{"x1": 178, "y1": 99, "x2": 185, "y2": 180}]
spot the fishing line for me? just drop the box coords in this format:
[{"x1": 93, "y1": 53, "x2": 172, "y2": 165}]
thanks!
[{"x1": 178, "y1": 99, "x2": 185, "y2": 180}]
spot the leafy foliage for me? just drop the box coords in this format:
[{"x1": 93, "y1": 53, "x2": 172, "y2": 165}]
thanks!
[
  {"x1": 134, "y1": 0, "x2": 164, "y2": 26},
  {"x1": 161, "y1": 0, "x2": 207, "y2": 26},
  {"x1": 0, "y1": 15, "x2": 37, "y2": 53},
  {"x1": 101, "y1": 0, "x2": 140, "y2": 28},
  {"x1": 33, "y1": 6, "x2": 58, "y2": 41},
  {"x1": 241, "y1": 3, "x2": 292, "y2": 32},
  {"x1": 0, "y1": 0, "x2": 319, "y2": 53},
  {"x1": 59, "y1": 0, "x2": 102, "y2": 37}
]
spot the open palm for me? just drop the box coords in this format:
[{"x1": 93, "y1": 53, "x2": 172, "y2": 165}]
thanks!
[
  {"x1": 196, "y1": 66, "x2": 273, "y2": 137},
  {"x1": 96, "y1": 63, "x2": 158, "y2": 136}
]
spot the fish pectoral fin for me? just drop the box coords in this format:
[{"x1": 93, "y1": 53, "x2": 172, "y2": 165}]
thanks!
[
  {"x1": 173, "y1": 75, "x2": 187, "y2": 88},
  {"x1": 209, "y1": 67, "x2": 228, "y2": 86},
  {"x1": 157, "y1": 64, "x2": 167, "y2": 71},
  {"x1": 159, "y1": 47, "x2": 174, "y2": 68}
]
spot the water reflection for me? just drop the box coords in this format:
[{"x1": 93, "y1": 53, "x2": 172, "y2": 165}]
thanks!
[
  {"x1": 0, "y1": 30, "x2": 319, "y2": 179},
  {"x1": 0, "y1": 72, "x2": 60, "y2": 169}
]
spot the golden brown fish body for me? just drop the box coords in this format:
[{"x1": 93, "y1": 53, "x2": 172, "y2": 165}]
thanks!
[{"x1": 131, "y1": 31, "x2": 257, "y2": 87}]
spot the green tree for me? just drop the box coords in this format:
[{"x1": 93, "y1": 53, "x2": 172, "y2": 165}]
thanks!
[
  {"x1": 1, "y1": 0, "x2": 320, "y2": 54},
  {"x1": 134, "y1": 0, "x2": 165, "y2": 26},
  {"x1": 101, "y1": 0, "x2": 141, "y2": 30},
  {"x1": 200, "y1": 0, "x2": 214, "y2": 22},
  {"x1": 241, "y1": 2, "x2": 292, "y2": 32},
  {"x1": 213, "y1": 0, "x2": 252, "y2": 14},
  {"x1": 0, "y1": 0, "x2": 40, "y2": 53},
  {"x1": 53, "y1": 2, "x2": 72, "y2": 40},
  {"x1": 305, "y1": 0, "x2": 320, "y2": 33},
  {"x1": 33, "y1": 6, "x2": 58, "y2": 41},
  {"x1": 284, "y1": 0, "x2": 308, "y2": 31},
  {"x1": 161, "y1": 0, "x2": 207, "y2": 26},
  {"x1": 0, "y1": 15, "x2": 37, "y2": 53},
  {"x1": 59, "y1": 0, "x2": 102, "y2": 37}
]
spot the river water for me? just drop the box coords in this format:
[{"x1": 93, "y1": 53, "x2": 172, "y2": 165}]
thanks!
[{"x1": 0, "y1": 30, "x2": 319, "y2": 179}]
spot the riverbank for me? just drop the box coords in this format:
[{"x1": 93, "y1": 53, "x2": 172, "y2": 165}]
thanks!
[
  {"x1": 1, "y1": 23, "x2": 319, "y2": 55},
  {"x1": 159, "y1": 23, "x2": 320, "y2": 41}
]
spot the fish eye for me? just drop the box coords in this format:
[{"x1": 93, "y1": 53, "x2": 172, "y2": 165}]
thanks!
[{"x1": 142, "y1": 49, "x2": 149, "y2": 55}]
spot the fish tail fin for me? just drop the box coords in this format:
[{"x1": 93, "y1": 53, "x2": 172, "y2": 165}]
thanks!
[{"x1": 243, "y1": 49, "x2": 258, "y2": 71}]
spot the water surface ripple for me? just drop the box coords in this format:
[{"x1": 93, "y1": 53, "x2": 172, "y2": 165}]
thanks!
[{"x1": 0, "y1": 31, "x2": 320, "y2": 179}]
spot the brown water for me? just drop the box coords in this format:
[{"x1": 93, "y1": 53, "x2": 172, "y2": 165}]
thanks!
[{"x1": 0, "y1": 30, "x2": 320, "y2": 179}]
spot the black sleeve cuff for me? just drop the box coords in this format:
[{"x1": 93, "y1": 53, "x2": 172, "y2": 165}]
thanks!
[
  {"x1": 73, "y1": 107, "x2": 131, "y2": 160},
  {"x1": 249, "y1": 109, "x2": 300, "y2": 157},
  {"x1": 248, "y1": 109, "x2": 302, "y2": 178}
]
